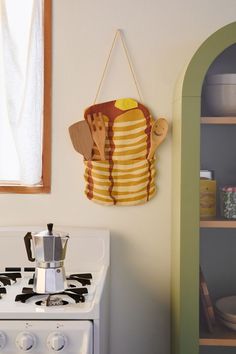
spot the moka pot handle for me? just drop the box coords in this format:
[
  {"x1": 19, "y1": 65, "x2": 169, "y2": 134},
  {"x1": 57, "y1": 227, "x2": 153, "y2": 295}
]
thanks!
[{"x1": 24, "y1": 232, "x2": 35, "y2": 262}]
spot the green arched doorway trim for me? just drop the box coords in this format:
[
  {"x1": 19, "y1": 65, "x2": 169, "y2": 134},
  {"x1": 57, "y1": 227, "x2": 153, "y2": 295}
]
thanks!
[{"x1": 172, "y1": 22, "x2": 236, "y2": 354}]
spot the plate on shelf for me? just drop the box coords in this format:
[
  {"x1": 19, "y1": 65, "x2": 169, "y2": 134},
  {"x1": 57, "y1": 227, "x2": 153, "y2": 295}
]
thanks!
[{"x1": 200, "y1": 267, "x2": 216, "y2": 332}]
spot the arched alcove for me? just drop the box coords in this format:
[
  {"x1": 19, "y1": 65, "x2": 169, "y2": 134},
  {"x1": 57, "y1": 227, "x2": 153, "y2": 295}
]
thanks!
[{"x1": 172, "y1": 22, "x2": 236, "y2": 354}]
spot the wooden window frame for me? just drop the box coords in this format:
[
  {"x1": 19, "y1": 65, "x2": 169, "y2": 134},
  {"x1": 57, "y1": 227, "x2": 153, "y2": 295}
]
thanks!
[{"x1": 0, "y1": 0, "x2": 52, "y2": 194}]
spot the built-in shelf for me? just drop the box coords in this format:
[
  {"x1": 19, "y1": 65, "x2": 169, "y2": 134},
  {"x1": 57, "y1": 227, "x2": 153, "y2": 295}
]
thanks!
[
  {"x1": 172, "y1": 24, "x2": 236, "y2": 354},
  {"x1": 201, "y1": 117, "x2": 236, "y2": 124},
  {"x1": 200, "y1": 323, "x2": 236, "y2": 346},
  {"x1": 200, "y1": 217, "x2": 236, "y2": 228}
]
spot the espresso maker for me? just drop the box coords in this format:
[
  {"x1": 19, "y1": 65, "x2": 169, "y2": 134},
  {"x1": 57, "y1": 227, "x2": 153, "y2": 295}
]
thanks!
[{"x1": 24, "y1": 224, "x2": 69, "y2": 294}]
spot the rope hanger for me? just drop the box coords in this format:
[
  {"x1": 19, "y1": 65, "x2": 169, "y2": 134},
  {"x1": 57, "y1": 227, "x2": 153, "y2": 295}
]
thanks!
[{"x1": 93, "y1": 29, "x2": 143, "y2": 104}]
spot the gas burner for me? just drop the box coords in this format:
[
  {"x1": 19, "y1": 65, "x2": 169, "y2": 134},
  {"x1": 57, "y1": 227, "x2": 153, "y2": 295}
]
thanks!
[
  {"x1": 15, "y1": 287, "x2": 88, "y2": 305},
  {"x1": 0, "y1": 272, "x2": 21, "y2": 286},
  {"x1": 35, "y1": 295, "x2": 68, "y2": 307}
]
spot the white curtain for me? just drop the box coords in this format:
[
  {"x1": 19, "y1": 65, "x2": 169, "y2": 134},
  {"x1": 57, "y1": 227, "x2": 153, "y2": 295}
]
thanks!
[{"x1": 0, "y1": 0, "x2": 44, "y2": 185}]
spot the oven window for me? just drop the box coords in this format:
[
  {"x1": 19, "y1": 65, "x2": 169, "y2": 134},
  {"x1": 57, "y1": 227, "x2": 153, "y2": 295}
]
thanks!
[{"x1": 0, "y1": 0, "x2": 51, "y2": 193}]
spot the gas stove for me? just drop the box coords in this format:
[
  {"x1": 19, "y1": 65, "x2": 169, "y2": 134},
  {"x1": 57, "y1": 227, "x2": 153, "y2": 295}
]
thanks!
[{"x1": 0, "y1": 227, "x2": 110, "y2": 354}]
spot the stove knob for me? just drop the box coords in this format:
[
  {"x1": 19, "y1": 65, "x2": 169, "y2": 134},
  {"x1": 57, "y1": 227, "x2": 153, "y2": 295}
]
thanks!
[
  {"x1": 0, "y1": 331, "x2": 6, "y2": 349},
  {"x1": 47, "y1": 332, "x2": 67, "y2": 351},
  {"x1": 16, "y1": 332, "x2": 35, "y2": 351}
]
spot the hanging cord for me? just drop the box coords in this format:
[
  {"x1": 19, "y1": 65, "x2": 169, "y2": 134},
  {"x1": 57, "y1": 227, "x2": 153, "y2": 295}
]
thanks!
[{"x1": 93, "y1": 29, "x2": 143, "y2": 104}]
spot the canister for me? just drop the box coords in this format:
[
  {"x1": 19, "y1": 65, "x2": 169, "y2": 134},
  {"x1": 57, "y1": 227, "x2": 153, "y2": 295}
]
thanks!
[
  {"x1": 220, "y1": 186, "x2": 236, "y2": 219},
  {"x1": 200, "y1": 170, "x2": 216, "y2": 218}
]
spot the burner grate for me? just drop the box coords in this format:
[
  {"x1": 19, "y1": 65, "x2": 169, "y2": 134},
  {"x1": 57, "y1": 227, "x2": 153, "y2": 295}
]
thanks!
[
  {"x1": 15, "y1": 287, "x2": 88, "y2": 305},
  {"x1": 67, "y1": 273, "x2": 92, "y2": 286},
  {"x1": 0, "y1": 287, "x2": 6, "y2": 299},
  {"x1": 28, "y1": 273, "x2": 93, "y2": 286},
  {"x1": 0, "y1": 272, "x2": 21, "y2": 286}
]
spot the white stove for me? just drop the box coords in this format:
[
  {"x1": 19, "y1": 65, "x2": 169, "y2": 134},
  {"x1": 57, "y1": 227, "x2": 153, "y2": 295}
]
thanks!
[{"x1": 0, "y1": 226, "x2": 110, "y2": 354}]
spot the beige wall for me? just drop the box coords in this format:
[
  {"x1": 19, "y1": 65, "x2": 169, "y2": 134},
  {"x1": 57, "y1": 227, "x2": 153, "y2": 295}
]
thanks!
[{"x1": 1, "y1": 1, "x2": 236, "y2": 353}]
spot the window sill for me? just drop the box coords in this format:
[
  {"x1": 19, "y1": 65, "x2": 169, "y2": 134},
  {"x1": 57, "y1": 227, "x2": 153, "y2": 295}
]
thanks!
[{"x1": 0, "y1": 185, "x2": 50, "y2": 194}]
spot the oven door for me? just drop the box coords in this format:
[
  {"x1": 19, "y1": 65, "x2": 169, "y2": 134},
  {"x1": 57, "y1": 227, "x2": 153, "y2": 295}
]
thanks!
[{"x1": 0, "y1": 320, "x2": 93, "y2": 353}]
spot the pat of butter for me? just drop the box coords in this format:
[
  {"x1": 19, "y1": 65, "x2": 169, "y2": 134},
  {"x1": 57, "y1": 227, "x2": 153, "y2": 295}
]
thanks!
[{"x1": 115, "y1": 98, "x2": 138, "y2": 111}]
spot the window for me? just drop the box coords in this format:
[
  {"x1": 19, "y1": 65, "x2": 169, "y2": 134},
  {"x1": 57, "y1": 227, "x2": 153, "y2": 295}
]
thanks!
[{"x1": 0, "y1": 0, "x2": 51, "y2": 193}]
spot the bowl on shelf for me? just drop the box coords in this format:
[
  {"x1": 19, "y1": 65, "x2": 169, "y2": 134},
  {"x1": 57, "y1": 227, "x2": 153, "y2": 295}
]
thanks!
[
  {"x1": 215, "y1": 296, "x2": 236, "y2": 330},
  {"x1": 205, "y1": 74, "x2": 236, "y2": 116},
  {"x1": 217, "y1": 316, "x2": 236, "y2": 331}
]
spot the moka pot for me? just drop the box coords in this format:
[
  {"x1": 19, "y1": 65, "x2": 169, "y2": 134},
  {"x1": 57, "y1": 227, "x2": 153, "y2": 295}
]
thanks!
[{"x1": 24, "y1": 223, "x2": 69, "y2": 294}]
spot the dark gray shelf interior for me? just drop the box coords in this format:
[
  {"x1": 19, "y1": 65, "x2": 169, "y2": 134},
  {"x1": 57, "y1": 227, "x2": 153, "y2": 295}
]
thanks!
[{"x1": 200, "y1": 43, "x2": 236, "y2": 353}]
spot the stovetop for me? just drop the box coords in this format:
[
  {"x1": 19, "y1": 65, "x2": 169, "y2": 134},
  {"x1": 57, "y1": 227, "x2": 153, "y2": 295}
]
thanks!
[{"x1": 0, "y1": 267, "x2": 106, "y2": 320}]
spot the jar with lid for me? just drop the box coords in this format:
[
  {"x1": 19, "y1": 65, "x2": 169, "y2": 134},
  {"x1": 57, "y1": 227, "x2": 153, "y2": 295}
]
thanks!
[
  {"x1": 200, "y1": 170, "x2": 216, "y2": 218},
  {"x1": 220, "y1": 186, "x2": 236, "y2": 219}
]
